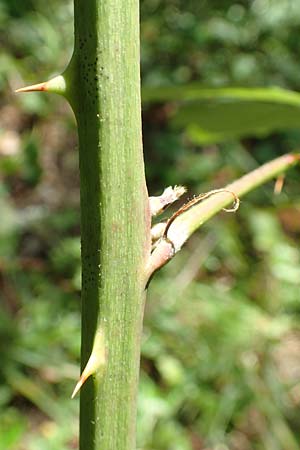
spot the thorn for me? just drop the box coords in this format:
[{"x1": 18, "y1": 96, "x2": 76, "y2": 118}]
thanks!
[
  {"x1": 71, "y1": 375, "x2": 86, "y2": 399},
  {"x1": 71, "y1": 327, "x2": 106, "y2": 399},
  {"x1": 15, "y1": 75, "x2": 66, "y2": 96},
  {"x1": 15, "y1": 82, "x2": 48, "y2": 93}
]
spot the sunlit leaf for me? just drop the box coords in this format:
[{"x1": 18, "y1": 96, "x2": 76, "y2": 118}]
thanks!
[{"x1": 143, "y1": 84, "x2": 300, "y2": 143}]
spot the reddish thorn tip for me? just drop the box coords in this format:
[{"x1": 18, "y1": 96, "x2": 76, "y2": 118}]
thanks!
[{"x1": 15, "y1": 82, "x2": 48, "y2": 93}]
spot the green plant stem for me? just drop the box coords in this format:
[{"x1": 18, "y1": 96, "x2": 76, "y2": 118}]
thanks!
[{"x1": 72, "y1": 1, "x2": 150, "y2": 449}]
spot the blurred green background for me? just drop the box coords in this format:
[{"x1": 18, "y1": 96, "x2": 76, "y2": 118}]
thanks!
[{"x1": 1, "y1": 1, "x2": 300, "y2": 449}]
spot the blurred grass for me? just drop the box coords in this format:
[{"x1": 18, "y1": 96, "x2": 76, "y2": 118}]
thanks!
[{"x1": 1, "y1": 1, "x2": 300, "y2": 449}]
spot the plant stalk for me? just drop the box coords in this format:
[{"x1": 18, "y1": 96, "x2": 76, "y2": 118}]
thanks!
[{"x1": 72, "y1": 1, "x2": 150, "y2": 448}]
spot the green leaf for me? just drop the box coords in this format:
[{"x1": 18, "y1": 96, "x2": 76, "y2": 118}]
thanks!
[{"x1": 142, "y1": 84, "x2": 300, "y2": 143}]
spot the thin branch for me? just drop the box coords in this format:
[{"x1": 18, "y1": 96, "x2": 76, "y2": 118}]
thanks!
[{"x1": 146, "y1": 153, "x2": 300, "y2": 279}]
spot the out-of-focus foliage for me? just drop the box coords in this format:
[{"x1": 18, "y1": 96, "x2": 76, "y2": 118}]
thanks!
[
  {"x1": 143, "y1": 85, "x2": 300, "y2": 143},
  {"x1": 1, "y1": 1, "x2": 300, "y2": 449}
]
